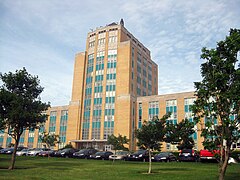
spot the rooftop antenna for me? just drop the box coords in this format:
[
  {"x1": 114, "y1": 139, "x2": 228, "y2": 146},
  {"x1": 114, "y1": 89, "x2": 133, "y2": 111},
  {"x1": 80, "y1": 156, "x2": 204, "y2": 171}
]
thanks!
[{"x1": 120, "y1": 18, "x2": 124, "y2": 26}]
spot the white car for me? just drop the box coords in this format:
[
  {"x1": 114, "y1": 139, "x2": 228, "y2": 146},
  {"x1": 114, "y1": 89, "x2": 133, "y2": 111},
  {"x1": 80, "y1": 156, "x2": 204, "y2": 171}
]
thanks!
[
  {"x1": 16, "y1": 148, "x2": 30, "y2": 156},
  {"x1": 228, "y1": 157, "x2": 238, "y2": 164},
  {"x1": 27, "y1": 148, "x2": 50, "y2": 156}
]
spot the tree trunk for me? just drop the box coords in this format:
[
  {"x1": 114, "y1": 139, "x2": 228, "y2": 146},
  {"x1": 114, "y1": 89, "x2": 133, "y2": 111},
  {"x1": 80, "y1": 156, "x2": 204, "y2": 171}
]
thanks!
[
  {"x1": 218, "y1": 145, "x2": 230, "y2": 180},
  {"x1": 112, "y1": 150, "x2": 116, "y2": 165},
  {"x1": 148, "y1": 148, "x2": 152, "y2": 174},
  {"x1": 8, "y1": 134, "x2": 20, "y2": 170}
]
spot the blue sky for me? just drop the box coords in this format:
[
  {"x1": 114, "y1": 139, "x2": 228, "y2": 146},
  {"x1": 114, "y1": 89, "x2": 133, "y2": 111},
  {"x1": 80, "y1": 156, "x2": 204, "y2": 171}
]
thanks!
[{"x1": 0, "y1": 0, "x2": 239, "y2": 106}]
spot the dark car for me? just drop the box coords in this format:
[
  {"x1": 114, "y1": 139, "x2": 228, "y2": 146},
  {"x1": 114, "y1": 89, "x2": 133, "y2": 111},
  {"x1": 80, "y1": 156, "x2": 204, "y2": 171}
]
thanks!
[
  {"x1": 179, "y1": 149, "x2": 199, "y2": 162},
  {"x1": 152, "y1": 152, "x2": 177, "y2": 162},
  {"x1": 54, "y1": 148, "x2": 78, "y2": 158},
  {"x1": 73, "y1": 148, "x2": 98, "y2": 159},
  {"x1": 38, "y1": 150, "x2": 56, "y2": 157},
  {"x1": 127, "y1": 149, "x2": 150, "y2": 162},
  {"x1": 89, "y1": 151, "x2": 113, "y2": 160},
  {"x1": 1, "y1": 147, "x2": 28, "y2": 155},
  {"x1": 0, "y1": 148, "x2": 14, "y2": 154}
]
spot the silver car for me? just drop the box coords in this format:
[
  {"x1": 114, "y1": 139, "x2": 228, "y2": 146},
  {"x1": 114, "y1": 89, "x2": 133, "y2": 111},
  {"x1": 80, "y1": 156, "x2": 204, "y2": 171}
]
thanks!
[
  {"x1": 27, "y1": 148, "x2": 50, "y2": 156},
  {"x1": 16, "y1": 148, "x2": 30, "y2": 156},
  {"x1": 109, "y1": 151, "x2": 130, "y2": 160}
]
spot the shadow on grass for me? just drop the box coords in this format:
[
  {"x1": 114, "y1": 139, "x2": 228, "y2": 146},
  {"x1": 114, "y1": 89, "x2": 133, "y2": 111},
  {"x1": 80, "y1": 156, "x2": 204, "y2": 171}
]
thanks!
[
  {"x1": 225, "y1": 173, "x2": 240, "y2": 180},
  {"x1": 138, "y1": 167, "x2": 190, "y2": 175}
]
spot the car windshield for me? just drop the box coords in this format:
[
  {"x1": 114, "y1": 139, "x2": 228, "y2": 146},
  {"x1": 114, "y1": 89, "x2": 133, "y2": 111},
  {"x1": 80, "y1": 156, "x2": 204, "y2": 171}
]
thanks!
[
  {"x1": 116, "y1": 151, "x2": 128, "y2": 155},
  {"x1": 134, "y1": 150, "x2": 146, "y2": 155},
  {"x1": 181, "y1": 149, "x2": 192, "y2": 153},
  {"x1": 78, "y1": 149, "x2": 87, "y2": 153},
  {"x1": 21, "y1": 149, "x2": 28, "y2": 152},
  {"x1": 34, "y1": 148, "x2": 43, "y2": 151},
  {"x1": 95, "y1": 152, "x2": 105, "y2": 155},
  {"x1": 157, "y1": 152, "x2": 169, "y2": 157},
  {"x1": 61, "y1": 148, "x2": 71, "y2": 152}
]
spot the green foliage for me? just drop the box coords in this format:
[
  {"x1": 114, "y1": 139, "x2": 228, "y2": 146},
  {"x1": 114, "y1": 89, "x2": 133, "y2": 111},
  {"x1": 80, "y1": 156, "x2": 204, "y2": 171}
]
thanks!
[
  {"x1": 0, "y1": 67, "x2": 50, "y2": 169},
  {"x1": 192, "y1": 29, "x2": 240, "y2": 149},
  {"x1": 0, "y1": 68, "x2": 50, "y2": 137},
  {"x1": 136, "y1": 113, "x2": 170, "y2": 151},
  {"x1": 192, "y1": 29, "x2": 240, "y2": 179},
  {"x1": 0, "y1": 118, "x2": 5, "y2": 130},
  {"x1": 107, "y1": 134, "x2": 129, "y2": 151},
  {"x1": 136, "y1": 114, "x2": 170, "y2": 174},
  {"x1": 64, "y1": 143, "x2": 73, "y2": 149},
  {"x1": 40, "y1": 132, "x2": 60, "y2": 149},
  {"x1": 165, "y1": 118, "x2": 195, "y2": 150},
  {"x1": 7, "y1": 143, "x2": 15, "y2": 148}
]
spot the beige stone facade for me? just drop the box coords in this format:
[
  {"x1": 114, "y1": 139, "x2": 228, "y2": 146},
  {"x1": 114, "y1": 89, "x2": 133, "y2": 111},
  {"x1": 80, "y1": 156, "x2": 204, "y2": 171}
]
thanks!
[
  {"x1": 0, "y1": 21, "x2": 205, "y2": 151},
  {"x1": 137, "y1": 92, "x2": 204, "y2": 151}
]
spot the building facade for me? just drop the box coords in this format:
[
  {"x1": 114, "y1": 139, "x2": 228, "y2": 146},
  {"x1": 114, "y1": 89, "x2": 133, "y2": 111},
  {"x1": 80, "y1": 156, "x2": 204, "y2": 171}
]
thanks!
[
  {"x1": 137, "y1": 92, "x2": 204, "y2": 151},
  {"x1": 1, "y1": 21, "x2": 208, "y2": 151},
  {"x1": 68, "y1": 20, "x2": 158, "y2": 150}
]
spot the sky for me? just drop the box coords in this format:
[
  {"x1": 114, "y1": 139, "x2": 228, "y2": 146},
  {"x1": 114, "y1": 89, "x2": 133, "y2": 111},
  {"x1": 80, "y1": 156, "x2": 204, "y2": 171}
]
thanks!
[{"x1": 0, "y1": 0, "x2": 239, "y2": 106}]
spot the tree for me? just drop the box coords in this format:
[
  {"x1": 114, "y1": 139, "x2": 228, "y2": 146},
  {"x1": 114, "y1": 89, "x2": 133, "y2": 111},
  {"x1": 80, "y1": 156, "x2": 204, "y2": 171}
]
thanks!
[
  {"x1": 107, "y1": 134, "x2": 129, "y2": 152},
  {"x1": 192, "y1": 29, "x2": 240, "y2": 180},
  {"x1": 40, "y1": 132, "x2": 60, "y2": 159},
  {"x1": 0, "y1": 118, "x2": 5, "y2": 131},
  {"x1": 165, "y1": 118, "x2": 195, "y2": 150},
  {"x1": 0, "y1": 68, "x2": 50, "y2": 170},
  {"x1": 107, "y1": 134, "x2": 129, "y2": 163},
  {"x1": 64, "y1": 143, "x2": 73, "y2": 149},
  {"x1": 135, "y1": 114, "x2": 170, "y2": 174}
]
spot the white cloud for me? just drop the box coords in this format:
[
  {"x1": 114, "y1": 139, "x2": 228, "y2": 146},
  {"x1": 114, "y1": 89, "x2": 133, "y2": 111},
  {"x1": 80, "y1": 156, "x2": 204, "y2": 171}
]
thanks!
[{"x1": 0, "y1": 0, "x2": 239, "y2": 105}]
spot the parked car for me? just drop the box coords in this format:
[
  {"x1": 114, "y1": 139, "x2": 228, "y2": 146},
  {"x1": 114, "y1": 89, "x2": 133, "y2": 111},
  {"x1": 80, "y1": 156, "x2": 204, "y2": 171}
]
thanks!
[
  {"x1": 0, "y1": 148, "x2": 14, "y2": 154},
  {"x1": 89, "y1": 151, "x2": 113, "y2": 160},
  {"x1": 179, "y1": 149, "x2": 199, "y2": 162},
  {"x1": 38, "y1": 150, "x2": 56, "y2": 157},
  {"x1": 152, "y1": 152, "x2": 177, "y2": 162},
  {"x1": 127, "y1": 149, "x2": 150, "y2": 162},
  {"x1": 1, "y1": 146, "x2": 28, "y2": 155},
  {"x1": 17, "y1": 146, "x2": 28, "y2": 151},
  {"x1": 16, "y1": 148, "x2": 30, "y2": 156},
  {"x1": 199, "y1": 149, "x2": 221, "y2": 162},
  {"x1": 27, "y1": 148, "x2": 50, "y2": 156},
  {"x1": 73, "y1": 148, "x2": 98, "y2": 159},
  {"x1": 109, "y1": 151, "x2": 130, "y2": 160},
  {"x1": 54, "y1": 148, "x2": 78, "y2": 158}
]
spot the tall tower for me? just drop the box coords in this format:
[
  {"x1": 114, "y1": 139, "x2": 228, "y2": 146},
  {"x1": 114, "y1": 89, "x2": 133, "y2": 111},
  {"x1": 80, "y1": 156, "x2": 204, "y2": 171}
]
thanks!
[{"x1": 67, "y1": 21, "x2": 158, "y2": 150}]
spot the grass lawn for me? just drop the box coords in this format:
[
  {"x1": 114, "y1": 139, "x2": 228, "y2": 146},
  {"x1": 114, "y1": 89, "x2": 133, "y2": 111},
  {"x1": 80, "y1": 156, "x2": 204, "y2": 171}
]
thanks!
[{"x1": 0, "y1": 155, "x2": 240, "y2": 180}]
